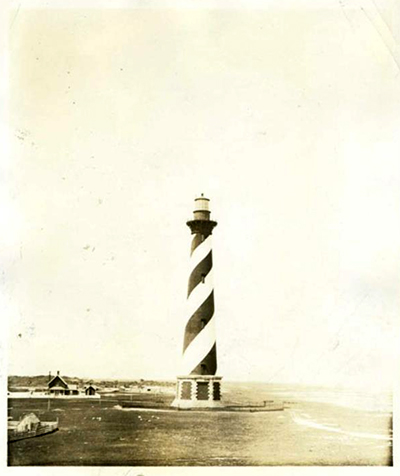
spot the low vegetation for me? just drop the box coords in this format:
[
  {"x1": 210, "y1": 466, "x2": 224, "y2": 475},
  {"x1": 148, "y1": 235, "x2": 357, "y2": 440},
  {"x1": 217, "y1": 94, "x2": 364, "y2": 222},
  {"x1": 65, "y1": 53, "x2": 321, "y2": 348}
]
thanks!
[{"x1": 8, "y1": 375, "x2": 175, "y2": 391}]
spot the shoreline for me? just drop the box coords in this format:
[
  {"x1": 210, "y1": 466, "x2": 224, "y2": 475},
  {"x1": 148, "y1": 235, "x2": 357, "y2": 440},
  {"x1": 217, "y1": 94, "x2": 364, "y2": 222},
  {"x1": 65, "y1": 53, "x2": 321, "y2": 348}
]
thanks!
[{"x1": 8, "y1": 391, "x2": 392, "y2": 466}]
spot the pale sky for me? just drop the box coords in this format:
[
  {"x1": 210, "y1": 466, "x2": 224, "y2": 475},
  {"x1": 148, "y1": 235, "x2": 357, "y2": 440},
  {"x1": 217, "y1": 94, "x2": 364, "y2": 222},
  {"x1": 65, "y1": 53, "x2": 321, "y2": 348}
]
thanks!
[{"x1": 2, "y1": 0, "x2": 400, "y2": 390}]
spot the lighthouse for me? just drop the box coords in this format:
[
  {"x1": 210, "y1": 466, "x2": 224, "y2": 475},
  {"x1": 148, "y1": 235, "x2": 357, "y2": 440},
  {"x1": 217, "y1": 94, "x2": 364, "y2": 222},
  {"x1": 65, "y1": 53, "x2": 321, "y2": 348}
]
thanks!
[{"x1": 171, "y1": 195, "x2": 222, "y2": 408}]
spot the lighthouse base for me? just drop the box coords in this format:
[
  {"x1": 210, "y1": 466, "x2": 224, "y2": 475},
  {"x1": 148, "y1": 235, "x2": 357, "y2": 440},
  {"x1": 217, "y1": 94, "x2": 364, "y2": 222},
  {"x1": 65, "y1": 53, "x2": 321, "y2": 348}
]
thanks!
[{"x1": 171, "y1": 375, "x2": 223, "y2": 409}]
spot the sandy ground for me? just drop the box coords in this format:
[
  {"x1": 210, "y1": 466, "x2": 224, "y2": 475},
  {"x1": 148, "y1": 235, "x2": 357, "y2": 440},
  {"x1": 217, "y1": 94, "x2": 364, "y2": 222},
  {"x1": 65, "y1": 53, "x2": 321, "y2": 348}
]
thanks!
[{"x1": 7, "y1": 389, "x2": 392, "y2": 466}]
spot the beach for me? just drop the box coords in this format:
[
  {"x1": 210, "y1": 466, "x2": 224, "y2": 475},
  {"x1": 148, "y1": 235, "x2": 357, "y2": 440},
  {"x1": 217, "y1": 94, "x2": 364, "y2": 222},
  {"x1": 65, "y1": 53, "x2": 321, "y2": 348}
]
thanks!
[{"x1": 8, "y1": 382, "x2": 392, "y2": 466}]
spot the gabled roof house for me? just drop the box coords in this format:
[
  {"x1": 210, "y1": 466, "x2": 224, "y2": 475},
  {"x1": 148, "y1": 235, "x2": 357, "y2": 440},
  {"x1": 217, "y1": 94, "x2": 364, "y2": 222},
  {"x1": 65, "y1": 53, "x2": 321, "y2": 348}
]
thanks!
[{"x1": 48, "y1": 371, "x2": 79, "y2": 396}]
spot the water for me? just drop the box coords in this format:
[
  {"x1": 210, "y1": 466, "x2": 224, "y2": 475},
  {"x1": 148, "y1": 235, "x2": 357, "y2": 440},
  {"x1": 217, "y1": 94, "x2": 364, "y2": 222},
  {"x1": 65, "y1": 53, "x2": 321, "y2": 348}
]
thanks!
[{"x1": 225, "y1": 382, "x2": 392, "y2": 412}]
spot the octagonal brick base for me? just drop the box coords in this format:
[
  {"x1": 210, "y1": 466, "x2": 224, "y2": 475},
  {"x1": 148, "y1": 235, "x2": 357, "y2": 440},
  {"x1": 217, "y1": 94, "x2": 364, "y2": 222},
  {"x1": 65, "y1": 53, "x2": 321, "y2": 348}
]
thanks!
[{"x1": 171, "y1": 375, "x2": 223, "y2": 409}]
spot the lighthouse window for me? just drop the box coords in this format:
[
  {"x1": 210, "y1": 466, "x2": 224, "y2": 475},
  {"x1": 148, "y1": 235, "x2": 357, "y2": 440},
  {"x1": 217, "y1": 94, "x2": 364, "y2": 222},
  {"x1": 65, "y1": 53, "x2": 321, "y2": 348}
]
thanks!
[
  {"x1": 201, "y1": 319, "x2": 206, "y2": 329},
  {"x1": 196, "y1": 382, "x2": 209, "y2": 400},
  {"x1": 213, "y1": 382, "x2": 221, "y2": 400},
  {"x1": 181, "y1": 381, "x2": 192, "y2": 400},
  {"x1": 201, "y1": 273, "x2": 206, "y2": 283}
]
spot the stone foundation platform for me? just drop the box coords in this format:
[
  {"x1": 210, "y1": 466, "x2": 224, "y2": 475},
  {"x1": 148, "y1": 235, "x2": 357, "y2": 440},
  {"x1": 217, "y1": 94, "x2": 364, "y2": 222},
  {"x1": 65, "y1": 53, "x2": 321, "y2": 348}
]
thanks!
[{"x1": 171, "y1": 375, "x2": 223, "y2": 409}]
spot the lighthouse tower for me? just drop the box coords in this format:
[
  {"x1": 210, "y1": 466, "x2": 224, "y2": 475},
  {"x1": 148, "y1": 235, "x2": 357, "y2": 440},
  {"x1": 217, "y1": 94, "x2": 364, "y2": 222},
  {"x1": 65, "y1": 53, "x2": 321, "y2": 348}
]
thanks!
[{"x1": 171, "y1": 195, "x2": 222, "y2": 408}]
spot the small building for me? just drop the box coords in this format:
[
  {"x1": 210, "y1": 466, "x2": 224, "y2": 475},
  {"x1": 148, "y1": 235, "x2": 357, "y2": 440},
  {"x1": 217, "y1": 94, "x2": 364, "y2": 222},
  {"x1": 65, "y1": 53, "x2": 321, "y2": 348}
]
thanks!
[
  {"x1": 84, "y1": 385, "x2": 97, "y2": 396},
  {"x1": 16, "y1": 413, "x2": 40, "y2": 433}
]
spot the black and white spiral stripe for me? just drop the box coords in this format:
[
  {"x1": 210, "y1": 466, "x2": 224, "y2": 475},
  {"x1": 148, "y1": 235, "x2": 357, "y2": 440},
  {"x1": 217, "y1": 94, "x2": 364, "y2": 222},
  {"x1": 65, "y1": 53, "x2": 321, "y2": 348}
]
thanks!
[{"x1": 181, "y1": 233, "x2": 217, "y2": 375}]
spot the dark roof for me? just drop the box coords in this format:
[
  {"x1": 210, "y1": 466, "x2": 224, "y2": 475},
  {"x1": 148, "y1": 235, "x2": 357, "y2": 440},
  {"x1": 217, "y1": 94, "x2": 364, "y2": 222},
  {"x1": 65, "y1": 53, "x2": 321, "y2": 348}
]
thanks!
[{"x1": 48, "y1": 374, "x2": 69, "y2": 389}]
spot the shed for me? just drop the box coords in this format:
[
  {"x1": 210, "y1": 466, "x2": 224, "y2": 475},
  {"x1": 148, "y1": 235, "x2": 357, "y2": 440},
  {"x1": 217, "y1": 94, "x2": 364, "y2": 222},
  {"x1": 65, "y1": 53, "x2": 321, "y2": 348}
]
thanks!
[
  {"x1": 16, "y1": 413, "x2": 40, "y2": 433},
  {"x1": 85, "y1": 385, "x2": 97, "y2": 396}
]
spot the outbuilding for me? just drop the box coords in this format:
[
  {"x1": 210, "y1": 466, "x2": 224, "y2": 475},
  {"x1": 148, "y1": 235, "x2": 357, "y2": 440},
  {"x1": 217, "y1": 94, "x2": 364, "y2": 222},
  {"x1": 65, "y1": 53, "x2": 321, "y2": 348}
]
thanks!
[{"x1": 84, "y1": 385, "x2": 97, "y2": 396}]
